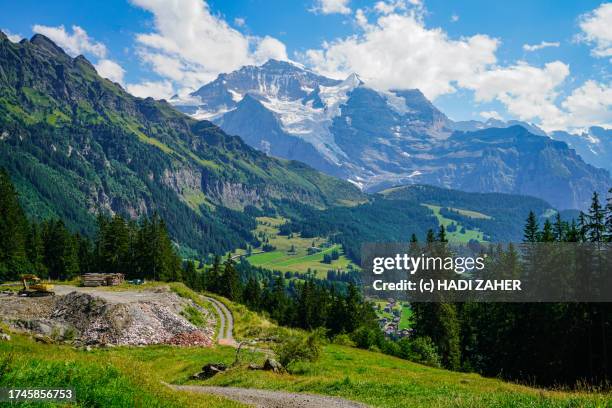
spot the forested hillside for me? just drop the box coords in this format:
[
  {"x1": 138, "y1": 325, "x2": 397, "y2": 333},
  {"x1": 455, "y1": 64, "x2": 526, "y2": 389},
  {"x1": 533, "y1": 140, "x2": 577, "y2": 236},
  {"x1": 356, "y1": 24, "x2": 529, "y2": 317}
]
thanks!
[{"x1": 0, "y1": 32, "x2": 364, "y2": 256}]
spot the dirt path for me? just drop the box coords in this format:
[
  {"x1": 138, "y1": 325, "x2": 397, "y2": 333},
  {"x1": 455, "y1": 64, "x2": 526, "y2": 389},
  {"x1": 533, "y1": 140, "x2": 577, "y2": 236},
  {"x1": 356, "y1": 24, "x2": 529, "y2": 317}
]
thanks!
[
  {"x1": 201, "y1": 295, "x2": 236, "y2": 346},
  {"x1": 170, "y1": 385, "x2": 370, "y2": 408}
]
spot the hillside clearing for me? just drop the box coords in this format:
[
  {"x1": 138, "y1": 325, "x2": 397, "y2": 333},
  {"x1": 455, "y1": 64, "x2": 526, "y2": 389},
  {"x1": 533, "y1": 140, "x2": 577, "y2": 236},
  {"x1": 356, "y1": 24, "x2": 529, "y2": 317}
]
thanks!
[
  {"x1": 244, "y1": 216, "x2": 357, "y2": 276},
  {"x1": 423, "y1": 204, "x2": 486, "y2": 243}
]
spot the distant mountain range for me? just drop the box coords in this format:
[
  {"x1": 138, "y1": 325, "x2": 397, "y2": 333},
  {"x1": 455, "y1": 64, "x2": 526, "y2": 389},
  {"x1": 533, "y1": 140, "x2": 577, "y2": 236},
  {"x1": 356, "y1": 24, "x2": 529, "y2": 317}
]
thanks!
[{"x1": 173, "y1": 60, "x2": 610, "y2": 210}]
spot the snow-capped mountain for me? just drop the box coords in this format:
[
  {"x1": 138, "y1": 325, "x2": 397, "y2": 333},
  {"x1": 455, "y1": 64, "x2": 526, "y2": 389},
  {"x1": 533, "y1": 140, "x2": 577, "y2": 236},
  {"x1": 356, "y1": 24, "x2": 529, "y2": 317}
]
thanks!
[
  {"x1": 550, "y1": 127, "x2": 612, "y2": 175},
  {"x1": 172, "y1": 60, "x2": 610, "y2": 210}
]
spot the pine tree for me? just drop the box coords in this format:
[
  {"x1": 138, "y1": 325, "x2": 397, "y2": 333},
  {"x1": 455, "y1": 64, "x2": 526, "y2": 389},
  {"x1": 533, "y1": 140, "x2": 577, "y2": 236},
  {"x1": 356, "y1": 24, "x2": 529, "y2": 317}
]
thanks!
[
  {"x1": 242, "y1": 276, "x2": 261, "y2": 310},
  {"x1": 426, "y1": 229, "x2": 436, "y2": 243},
  {"x1": 523, "y1": 211, "x2": 539, "y2": 242},
  {"x1": 26, "y1": 222, "x2": 47, "y2": 277},
  {"x1": 75, "y1": 233, "x2": 93, "y2": 275},
  {"x1": 553, "y1": 213, "x2": 566, "y2": 242},
  {"x1": 437, "y1": 225, "x2": 448, "y2": 243},
  {"x1": 586, "y1": 192, "x2": 605, "y2": 243},
  {"x1": 262, "y1": 276, "x2": 289, "y2": 324},
  {"x1": 578, "y1": 212, "x2": 588, "y2": 242},
  {"x1": 606, "y1": 188, "x2": 612, "y2": 242},
  {"x1": 42, "y1": 220, "x2": 79, "y2": 280},
  {"x1": 207, "y1": 255, "x2": 222, "y2": 292},
  {"x1": 0, "y1": 168, "x2": 29, "y2": 280},
  {"x1": 220, "y1": 255, "x2": 241, "y2": 300},
  {"x1": 541, "y1": 219, "x2": 555, "y2": 242},
  {"x1": 182, "y1": 260, "x2": 198, "y2": 290},
  {"x1": 566, "y1": 220, "x2": 580, "y2": 242}
]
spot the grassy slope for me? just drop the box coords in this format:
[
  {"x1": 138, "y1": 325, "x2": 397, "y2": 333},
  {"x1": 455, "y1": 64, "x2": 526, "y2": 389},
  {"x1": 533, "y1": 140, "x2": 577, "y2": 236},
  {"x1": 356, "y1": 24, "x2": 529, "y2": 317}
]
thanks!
[
  {"x1": 2, "y1": 335, "x2": 608, "y2": 408},
  {"x1": 1, "y1": 283, "x2": 610, "y2": 407},
  {"x1": 245, "y1": 216, "x2": 355, "y2": 277},
  {"x1": 0, "y1": 335, "x2": 245, "y2": 408},
  {"x1": 423, "y1": 204, "x2": 486, "y2": 243}
]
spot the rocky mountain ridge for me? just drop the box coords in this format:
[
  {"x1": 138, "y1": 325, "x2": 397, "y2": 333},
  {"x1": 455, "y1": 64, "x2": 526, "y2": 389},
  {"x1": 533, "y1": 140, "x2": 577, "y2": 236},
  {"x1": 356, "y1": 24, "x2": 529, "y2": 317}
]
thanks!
[{"x1": 174, "y1": 59, "x2": 609, "y2": 209}]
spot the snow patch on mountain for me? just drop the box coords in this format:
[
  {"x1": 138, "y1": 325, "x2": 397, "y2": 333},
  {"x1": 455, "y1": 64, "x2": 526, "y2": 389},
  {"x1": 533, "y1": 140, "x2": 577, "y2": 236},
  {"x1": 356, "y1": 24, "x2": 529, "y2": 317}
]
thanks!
[{"x1": 258, "y1": 73, "x2": 362, "y2": 164}]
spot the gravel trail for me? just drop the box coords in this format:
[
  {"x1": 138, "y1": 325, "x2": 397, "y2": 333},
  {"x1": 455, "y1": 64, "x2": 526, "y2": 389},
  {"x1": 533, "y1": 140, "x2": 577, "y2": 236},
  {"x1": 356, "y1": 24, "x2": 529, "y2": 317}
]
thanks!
[
  {"x1": 201, "y1": 295, "x2": 236, "y2": 346},
  {"x1": 170, "y1": 385, "x2": 370, "y2": 408}
]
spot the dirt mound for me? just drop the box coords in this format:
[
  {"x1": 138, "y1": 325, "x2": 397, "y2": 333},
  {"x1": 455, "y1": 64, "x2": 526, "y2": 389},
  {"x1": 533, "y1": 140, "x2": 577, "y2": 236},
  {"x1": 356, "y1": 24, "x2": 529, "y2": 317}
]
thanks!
[
  {"x1": 167, "y1": 331, "x2": 213, "y2": 347},
  {"x1": 1, "y1": 289, "x2": 215, "y2": 346}
]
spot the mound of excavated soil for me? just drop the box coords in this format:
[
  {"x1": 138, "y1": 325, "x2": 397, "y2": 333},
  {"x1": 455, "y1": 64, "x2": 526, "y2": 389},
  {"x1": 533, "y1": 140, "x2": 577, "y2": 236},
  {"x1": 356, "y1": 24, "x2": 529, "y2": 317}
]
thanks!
[{"x1": 1, "y1": 288, "x2": 215, "y2": 346}]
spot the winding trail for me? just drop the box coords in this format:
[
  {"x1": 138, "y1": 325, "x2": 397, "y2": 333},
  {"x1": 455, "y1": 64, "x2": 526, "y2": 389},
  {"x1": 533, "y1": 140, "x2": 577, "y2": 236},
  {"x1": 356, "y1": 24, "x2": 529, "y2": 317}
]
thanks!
[
  {"x1": 201, "y1": 295, "x2": 236, "y2": 346},
  {"x1": 170, "y1": 385, "x2": 370, "y2": 408}
]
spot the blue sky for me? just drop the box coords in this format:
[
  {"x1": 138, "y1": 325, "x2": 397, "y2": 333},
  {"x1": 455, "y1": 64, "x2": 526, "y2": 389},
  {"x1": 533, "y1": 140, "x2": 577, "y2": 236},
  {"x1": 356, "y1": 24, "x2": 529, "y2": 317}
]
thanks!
[{"x1": 1, "y1": 0, "x2": 611, "y2": 131}]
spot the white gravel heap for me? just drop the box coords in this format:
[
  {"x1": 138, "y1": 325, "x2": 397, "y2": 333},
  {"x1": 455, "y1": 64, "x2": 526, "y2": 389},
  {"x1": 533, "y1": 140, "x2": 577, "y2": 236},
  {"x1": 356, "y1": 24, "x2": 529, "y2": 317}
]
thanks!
[{"x1": 51, "y1": 291, "x2": 213, "y2": 346}]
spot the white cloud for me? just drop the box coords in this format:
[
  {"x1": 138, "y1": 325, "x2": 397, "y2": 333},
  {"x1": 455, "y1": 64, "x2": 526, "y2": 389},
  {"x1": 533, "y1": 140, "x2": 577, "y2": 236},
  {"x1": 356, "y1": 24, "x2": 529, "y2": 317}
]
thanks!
[
  {"x1": 522, "y1": 41, "x2": 560, "y2": 52},
  {"x1": 480, "y1": 110, "x2": 502, "y2": 121},
  {"x1": 450, "y1": 14, "x2": 459, "y2": 23},
  {"x1": 374, "y1": 1, "x2": 407, "y2": 15},
  {"x1": 234, "y1": 17, "x2": 246, "y2": 27},
  {"x1": 253, "y1": 36, "x2": 288, "y2": 64},
  {"x1": 460, "y1": 61, "x2": 569, "y2": 130},
  {"x1": 128, "y1": 0, "x2": 289, "y2": 94},
  {"x1": 559, "y1": 80, "x2": 612, "y2": 129},
  {"x1": 311, "y1": 0, "x2": 351, "y2": 15},
  {"x1": 32, "y1": 25, "x2": 107, "y2": 58},
  {"x1": 95, "y1": 59, "x2": 126, "y2": 84},
  {"x1": 302, "y1": 7, "x2": 594, "y2": 131},
  {"x1": 579, "y1": 3, "x2": 612, "y2": 58},
  {"x1": 127, "y1": 80, "x2": 174, "y2": 99},
  {"x1": 304, "y1": 10, "x2": 498, "y2": 99},
  {"x1": 3, "y1": 29, "x2": 22, "y2": 43}
]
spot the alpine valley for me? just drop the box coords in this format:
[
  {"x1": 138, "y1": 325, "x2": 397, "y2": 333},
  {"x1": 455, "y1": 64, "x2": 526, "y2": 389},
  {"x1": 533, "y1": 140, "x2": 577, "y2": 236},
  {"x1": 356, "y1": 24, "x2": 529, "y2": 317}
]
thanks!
[
  {"x1": 174, "y1": 59, "x2": 611, "y2": 210},
  {"x1": 0, "y1": 31, "x2": 603, "y2": 260}
]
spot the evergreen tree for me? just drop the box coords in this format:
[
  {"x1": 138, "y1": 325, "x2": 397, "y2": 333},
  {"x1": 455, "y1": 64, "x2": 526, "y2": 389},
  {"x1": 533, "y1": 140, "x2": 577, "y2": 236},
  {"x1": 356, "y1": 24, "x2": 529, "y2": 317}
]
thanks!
[
  {"x1": 437, "y1": 225, "x2": 448, "y2": 243},
  {"x1": 26, "y1": 222, "x2": 46, "y2": 277},
  {"x1": 207, "y1": 255, "x2": 222, "y2": 292},
  {"x1": 523, "y1": 211, "x2": 539, "y2": 242},
  {"x1": 541, "y1": 219, "x2": 555, "y2": 242},
  {"x1": 586, "y1": 192, "x2": 605, "y2": 243},
  {"x1": 242, "y1": 276, "x2": 261, "y2": 310},
  {"x1": 606, "y1": 188, "x2": 612, "y2": 242},
  {"x1": 578, "y1": 212, "x2": 588, "y2": 242},
  {"x1": 0, "y1": 168, "x2": 29, "y2": 280},
  {"x1": 566, "y1": 220, "x2": 580, "y2": 242},
  {"x1": 262, "y1": 276, "x2": 289, "y2": 324},
  {"x1": 553, "y1": 213, "x2": 566, "y2": 242},
  {"x1": 426, "y1": 229, "x2": 436, "y2": 243},
  {"x1": 220, "y1": 255, "x2": 241, "y2": 300},
  {"x1": 42, "y1": 220, "x2": 79, "y2": 280},
  {"x1": 182, "y1": 260, "x2": 198, "y2": 290},
  {"x1": 75, "y1": 233, "x2": 93, "y2": 275}
]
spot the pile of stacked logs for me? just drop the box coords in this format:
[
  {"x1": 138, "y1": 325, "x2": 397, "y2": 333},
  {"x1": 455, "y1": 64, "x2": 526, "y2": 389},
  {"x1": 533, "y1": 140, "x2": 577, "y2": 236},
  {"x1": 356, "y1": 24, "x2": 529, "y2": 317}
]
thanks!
[{"x1": 81, "y1": 273, "x2": 125, "y2": 287}]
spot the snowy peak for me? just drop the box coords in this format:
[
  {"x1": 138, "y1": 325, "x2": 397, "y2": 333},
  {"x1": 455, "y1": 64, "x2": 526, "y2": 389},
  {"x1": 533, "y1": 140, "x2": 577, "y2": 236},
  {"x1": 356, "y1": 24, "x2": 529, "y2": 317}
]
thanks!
[
  {"x1": 341, "y1": 72, "x2": 364, "y2": 88},
  {"x1": 191, "y1": 59, "x2": 340, "y2": 105}
]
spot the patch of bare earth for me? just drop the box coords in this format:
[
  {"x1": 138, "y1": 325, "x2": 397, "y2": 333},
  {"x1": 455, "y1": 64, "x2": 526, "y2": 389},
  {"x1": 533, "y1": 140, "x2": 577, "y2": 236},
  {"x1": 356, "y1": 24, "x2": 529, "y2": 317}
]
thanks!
[{"x1": 0, "y1": 286, "x2": 215, "y2": 346}]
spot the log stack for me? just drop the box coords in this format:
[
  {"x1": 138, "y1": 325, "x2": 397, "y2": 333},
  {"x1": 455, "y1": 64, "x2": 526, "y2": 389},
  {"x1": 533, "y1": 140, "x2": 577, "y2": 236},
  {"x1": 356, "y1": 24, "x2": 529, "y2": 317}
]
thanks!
[{"x1": 81, "y1": 273, "x2": 125, "y2": 287}]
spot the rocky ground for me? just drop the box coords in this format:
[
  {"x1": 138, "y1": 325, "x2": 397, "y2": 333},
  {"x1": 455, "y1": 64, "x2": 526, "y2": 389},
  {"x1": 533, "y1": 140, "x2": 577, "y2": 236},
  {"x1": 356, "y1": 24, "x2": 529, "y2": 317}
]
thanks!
[{"x1": 0, "y1": 286, "x2": 215, "y2": 346}]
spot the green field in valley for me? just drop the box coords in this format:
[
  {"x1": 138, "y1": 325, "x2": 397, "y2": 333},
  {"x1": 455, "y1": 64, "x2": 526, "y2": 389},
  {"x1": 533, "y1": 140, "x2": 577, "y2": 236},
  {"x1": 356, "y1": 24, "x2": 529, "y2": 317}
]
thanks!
[
  {"x1": 423, "y1": 204, "x2": 487, "y2": 243},
  {"x1": 243, "y1": 217, "x2": 356, "y2": 277}
]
